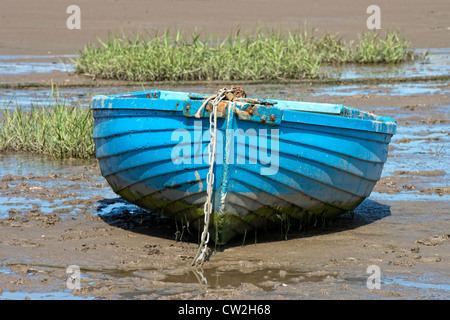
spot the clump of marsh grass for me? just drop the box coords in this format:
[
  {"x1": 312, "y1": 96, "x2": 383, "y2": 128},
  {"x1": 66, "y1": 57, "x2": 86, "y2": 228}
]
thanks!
[
  {"x1": 0, "y1": 92, "x2": 94, "y2": 159},
  {"x1": 353, "y1": 32, "x2": 416, "y2": 63},
  {"x1": 74, "y1": 27, "x2": 417, "y2": 82}
]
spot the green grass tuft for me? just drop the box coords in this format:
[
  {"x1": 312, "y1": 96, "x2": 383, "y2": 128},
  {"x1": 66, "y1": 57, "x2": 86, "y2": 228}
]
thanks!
[
  {"x1": 0, "y1": 94, "x2": 94, "y2": 159},
  {"x1": 74, "y1": 28, "x2": 417, "y2": 82}
]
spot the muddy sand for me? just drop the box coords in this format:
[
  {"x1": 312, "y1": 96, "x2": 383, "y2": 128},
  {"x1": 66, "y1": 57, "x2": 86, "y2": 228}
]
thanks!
[
  {"x1": 1, "y1": 0, "x2": 449, "y2": 57},
  {"x1": 0, "y1": 0, "x2": 449, "y2": 302}
]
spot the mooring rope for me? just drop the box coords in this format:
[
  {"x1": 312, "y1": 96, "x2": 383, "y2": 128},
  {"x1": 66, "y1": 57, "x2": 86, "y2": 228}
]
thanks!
[{"x1": 192, "y1": 88, "x2": 235, "y2": 266}]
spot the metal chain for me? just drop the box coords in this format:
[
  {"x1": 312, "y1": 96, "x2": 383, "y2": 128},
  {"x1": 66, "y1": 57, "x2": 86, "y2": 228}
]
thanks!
[{"x1": 192, "y1": 88, "x2": 234, "y2": 266}]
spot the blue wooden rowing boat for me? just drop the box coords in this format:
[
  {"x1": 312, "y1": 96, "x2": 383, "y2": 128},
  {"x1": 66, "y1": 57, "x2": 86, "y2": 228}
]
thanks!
[{"x1": 91, "y1": 88, "x2": 396, "y2": 243}]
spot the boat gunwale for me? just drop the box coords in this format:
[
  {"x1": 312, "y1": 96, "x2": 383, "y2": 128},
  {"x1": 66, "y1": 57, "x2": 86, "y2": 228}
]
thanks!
[
  {"x1": 92, "y1": 109, "x2": 393, "y2": 144},
  {"x1": 91, "y1": 90, "x2": 396, "y2": 135}
]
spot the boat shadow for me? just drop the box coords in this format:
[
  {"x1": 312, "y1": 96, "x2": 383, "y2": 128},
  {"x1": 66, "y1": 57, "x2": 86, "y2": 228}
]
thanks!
[
  {"x1": 96, "y1": 197, "x2": 184, "y2": 242},
  {"x1": 96, "y1": 197, "x2": 391, "y2": 247},
  {"x1": 226, "y1": 198, "x2": 392, "y2": 247}
]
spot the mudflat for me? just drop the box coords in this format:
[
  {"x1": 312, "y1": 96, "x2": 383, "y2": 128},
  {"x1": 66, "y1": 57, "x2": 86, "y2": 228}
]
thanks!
[{"x1": 0, "y1": 0, "x2": 449, "y2": 56}]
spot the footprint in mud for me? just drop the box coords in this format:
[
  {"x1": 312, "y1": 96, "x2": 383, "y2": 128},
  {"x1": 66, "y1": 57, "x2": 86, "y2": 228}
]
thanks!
[{"x1": 415, "y1": 234, "x2": 450, "y2": 246}]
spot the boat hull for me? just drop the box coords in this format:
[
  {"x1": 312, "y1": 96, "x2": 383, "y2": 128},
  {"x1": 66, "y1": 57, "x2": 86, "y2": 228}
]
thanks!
[{"x1": 92, "y1": 90, "x2": 395, "y2": 243}]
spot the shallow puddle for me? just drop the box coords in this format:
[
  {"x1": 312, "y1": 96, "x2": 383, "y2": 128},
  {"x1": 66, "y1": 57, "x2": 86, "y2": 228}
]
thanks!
[
  {"x1": 0, "y1": 290, "x2": 92, "y2": 300},
  {"x1": 326, "y1": 48, "x2": 450, "y2": 80},
  {"x1": 0, "y1": 55, "x2": 75, "y2": 76},
  {"x1": 383, "y1": 276, "x2": 450, "y2": 299},
  {"x1": 0, "y1": 153, "x2": 115, "y2": 219},
  {"x1": 312, "y1": 82, "x2": 448, "y2": 97},
  {"x1": 162, "y1": 267, "x2": 323, "y2": 291},
  {"x1": 385, "y1": 277, "x2": 450, "y2": 292}
]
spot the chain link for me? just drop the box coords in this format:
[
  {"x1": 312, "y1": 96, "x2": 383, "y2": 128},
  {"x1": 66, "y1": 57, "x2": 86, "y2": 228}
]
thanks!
[{"x1": 192, "y1": 88, "x2": 235, "y2": 266}]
